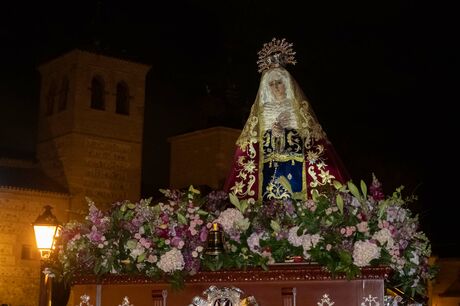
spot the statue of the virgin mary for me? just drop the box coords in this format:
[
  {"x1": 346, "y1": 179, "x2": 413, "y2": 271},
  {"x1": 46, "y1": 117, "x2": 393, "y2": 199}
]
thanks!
[{"x1": 224, "y1": 38, "x2": 348, "y2": 203}]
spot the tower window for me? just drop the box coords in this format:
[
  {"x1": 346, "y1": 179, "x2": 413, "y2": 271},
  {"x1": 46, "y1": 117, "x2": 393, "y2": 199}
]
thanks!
[
  {"x1": 58, "y1": 77, "x2": 69, "y2": 112},
  {"x1": 90, "y1": 76, "x2": 105, "y2": 110},
  {"x1": 116, "y1": 81, "x2": 130, "y2": 115},
  {"x1": 45, "y1": 82, "x2": 57, "y2": 116}
]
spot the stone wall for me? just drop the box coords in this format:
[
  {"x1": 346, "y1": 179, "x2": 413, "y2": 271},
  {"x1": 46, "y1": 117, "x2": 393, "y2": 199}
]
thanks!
[
  {"x1": 37, "y1": 133, "x2": 142, "y2": 216},
  {"x1": 429, "y1": 257, "x2": 460, "y2": 306},
  {"x1": 169, "y1": 127, "x2": 240, "y2": 190},
  {"x1": 0, "y1": 49, "x2": 150, "y2": 305},
  {"x1": 0, "y1": 187, "x2": 70, "y2": 306},
  {"x1": 36, "y1": 50, "x2": 149, "y2": 215}
]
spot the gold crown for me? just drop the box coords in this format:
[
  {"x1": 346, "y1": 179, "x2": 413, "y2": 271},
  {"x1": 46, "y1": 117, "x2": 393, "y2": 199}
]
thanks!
[{"x1": 257, "y1": 38, "x2": 297, "y2": 73}]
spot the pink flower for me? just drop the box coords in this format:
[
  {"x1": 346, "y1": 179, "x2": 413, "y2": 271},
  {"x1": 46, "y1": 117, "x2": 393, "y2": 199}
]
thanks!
[
  {"x1": 199, "y1": 227, "x2": 208, "y2": 242},
  {"x1": 357, "y1": 222, "x2": 369, "y2": 233},
  {"x1": 346, "y1": 227, "x2": 354, "y2": 236},
  {"x1": 87, "y1": 226, "x2": 105, "y2": 244},
  {"x1": 340, "y1": 226, "x2": 356, "y2": 237},
  {"x1": 161, "y1": 214, "x2": 169, "y2": 223},
  {"x1": 139, "y1": 237, "x2": 151, "y2": 249},
  {"x1": 147, "y1": 255, "x2": 157, "y2": 263}
]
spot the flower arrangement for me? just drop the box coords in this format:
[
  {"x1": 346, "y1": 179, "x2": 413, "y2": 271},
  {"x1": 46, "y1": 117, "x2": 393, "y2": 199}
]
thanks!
[
  {"x1": 51, "y1": 175, "x2": 436, "y2": 298},
  {"x1": 56, "y1": 187, "x2": 212, "y2": 288}
]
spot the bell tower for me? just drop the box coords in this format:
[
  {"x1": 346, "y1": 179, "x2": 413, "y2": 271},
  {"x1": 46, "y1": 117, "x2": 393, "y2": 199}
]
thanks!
[{"x1": 36, "y1": 49, "x2": 150, "y2": 215}]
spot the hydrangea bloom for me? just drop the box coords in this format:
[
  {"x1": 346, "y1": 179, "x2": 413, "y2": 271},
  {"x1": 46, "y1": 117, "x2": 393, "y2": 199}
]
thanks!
[
  {"x1": 353, "y1": 240, "x2": 381, "y2": 267},
  {"x1": 52, "y1": 179, "x2": 436, "y2": 299},
  {"x1": 215, "y1": 208, "x2": 248, "y2": 241},
  {"x1": 156, "y1": 248, "x2": 185, "y2": 273}
]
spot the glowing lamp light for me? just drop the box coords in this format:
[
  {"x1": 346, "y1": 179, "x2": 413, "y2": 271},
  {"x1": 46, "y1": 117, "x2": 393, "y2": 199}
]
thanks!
[{"x1": 33, "y1": 205, "x2": 60, "y2": 259}]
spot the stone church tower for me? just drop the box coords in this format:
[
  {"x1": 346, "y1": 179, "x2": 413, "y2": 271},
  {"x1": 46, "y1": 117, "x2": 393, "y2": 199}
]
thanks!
[{"x1": 36, "y1": 50, "x2": 150, "y2": 215}]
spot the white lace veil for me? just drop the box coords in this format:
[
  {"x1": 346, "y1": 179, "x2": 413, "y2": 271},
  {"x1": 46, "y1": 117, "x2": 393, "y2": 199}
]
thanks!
[{"x1": 236, "y1": 67, "x2": 327, "y2": 150}]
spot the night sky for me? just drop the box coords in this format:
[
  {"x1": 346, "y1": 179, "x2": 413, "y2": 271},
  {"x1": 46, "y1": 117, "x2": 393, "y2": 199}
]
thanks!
[{"x1": 0, "y1": 1, "x2": 457, "y2": 256}]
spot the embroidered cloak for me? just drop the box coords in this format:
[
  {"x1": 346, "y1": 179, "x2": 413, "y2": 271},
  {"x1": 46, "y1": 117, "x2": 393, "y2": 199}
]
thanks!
[{"x1": 224, "y1": 67, "x2": 347, "y2": 202}]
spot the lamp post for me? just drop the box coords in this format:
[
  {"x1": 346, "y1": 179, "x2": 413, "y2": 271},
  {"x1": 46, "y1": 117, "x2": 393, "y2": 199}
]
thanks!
[{"x1": 33, "y1": 205, "x2": 60, "y2": 306}]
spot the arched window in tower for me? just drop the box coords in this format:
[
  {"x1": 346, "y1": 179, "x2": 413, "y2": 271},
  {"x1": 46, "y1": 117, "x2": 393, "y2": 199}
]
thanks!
[
  {"x1": 115, "y1": 81, "x2": 130, "y2": 115},
  {"x1": 58, "y1": 77, "x2": 69, "y2": 112},
  {"x1": 90, "y1": 76, "x2": 105, "y2": 110},
  {"x1": 45, "y1": 81, "x2": 57, "y2": 116}
]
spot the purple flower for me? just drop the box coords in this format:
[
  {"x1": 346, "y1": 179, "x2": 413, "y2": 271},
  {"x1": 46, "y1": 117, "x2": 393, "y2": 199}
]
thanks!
[
  {"x1": 369, "y1": 173, "x2": 385, "y2": 201},
  {"x1": 199, "y1": 227, "x2": 208, "y2": 242},
  {"x1": 87, "y1": 226, "x2": 105, "y2": 244},
  {"x1": 183, "y1": 252, "x2": 201, "y2": 275},
  {"x1": 204, "y1": 190, "x2": 229, "y2": 213},
  {"x1": 170, "y1": 236, "x2": 183, "y2": 248}
]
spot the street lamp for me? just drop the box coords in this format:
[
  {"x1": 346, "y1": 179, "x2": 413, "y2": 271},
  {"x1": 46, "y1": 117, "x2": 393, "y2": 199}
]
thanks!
[
  {"x1": 33, "y1": 205, "x2": 60, "y2": 306},
  {"x1": 33, "y1": 205, "x2": 60, "y2": 258}
]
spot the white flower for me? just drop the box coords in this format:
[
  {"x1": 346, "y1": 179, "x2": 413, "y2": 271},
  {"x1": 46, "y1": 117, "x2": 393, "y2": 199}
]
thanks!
[
  {"x1": 42, "y1": 268, "x2": 55, "y2": 278},
  {"x1": 351, "y1": 197, "x2": 361, "y2": 207},
  {"x1": 235, "y1": 218, "x2": 250, "y2": 232},
  {"x1": 129, "y1": 245, "x2": 145, "y2": 259},
  {"x1": 356, "y1": 221, "x2": 369, "y2": 233},
  {"x1": 372, "y1": 228, "x2": 394, "y2": 248},
  {"x1": 215, "y1": 208, "x2": 247, "y2": 234},
  {"x1": 352, "y1": 240, "x2": 381, "y2": 267},
  {"x1": 261, "y1": 251, "x2": 275, "y2": 264},
  {"x1": 247, "y1": 232, "x2": 264, "y2": 254},
  {"x1": 302, "y1": 234, "x2": 321, "y2": 251},
  {"x1": 288, "y1": 227, "x2": 321, "y2": 258},
  {"x1": 288, "y1": 226, "x2": 304, "y2": 247},
  {"x1": 410, "y1": 251, "x2": 420, "y2": 265},
  {"x1": 411, "y1": 278, "x2": 420, "y2": 288},
  {"x1": 301, "y1": 234, "x2": 321, "y2": 260},
  {"x1": 156, "y1": 248, "x2": 185, "y2": 273},
  {"x1": 309, "y1": 234, "x2": 321, "y2": 247}
]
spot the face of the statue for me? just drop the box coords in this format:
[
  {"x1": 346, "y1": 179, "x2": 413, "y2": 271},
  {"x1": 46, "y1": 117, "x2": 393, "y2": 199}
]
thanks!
[{"x1": 269, "y1": 78, "x2": 286, "y2": 101}]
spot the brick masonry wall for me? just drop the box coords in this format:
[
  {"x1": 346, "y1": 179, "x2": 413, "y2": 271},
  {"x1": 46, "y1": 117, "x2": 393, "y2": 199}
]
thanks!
[{"x1": 0, "y1": 188, "x2": 69, "y2": 306}]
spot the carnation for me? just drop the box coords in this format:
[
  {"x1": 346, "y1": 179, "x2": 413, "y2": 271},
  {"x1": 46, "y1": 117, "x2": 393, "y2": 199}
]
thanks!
[
  {"x1": 156, "y1": 248, "x2": 185, "y2": 273},
  {"x1": 54, "y1": 181, "x2": 436, "y2": 299},
  {"x1": 352, "y1": 240, "x2": 381, "y2": 267}
]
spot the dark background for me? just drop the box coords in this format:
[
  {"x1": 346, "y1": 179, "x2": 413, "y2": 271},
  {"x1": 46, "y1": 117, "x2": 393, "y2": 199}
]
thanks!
[{"x1": 0, "y1": 1, "x2": 457, "y2": 256}]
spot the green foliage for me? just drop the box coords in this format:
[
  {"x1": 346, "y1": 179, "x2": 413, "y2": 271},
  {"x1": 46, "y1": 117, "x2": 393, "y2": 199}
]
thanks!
[{"x1": 51, "y1": 179, "x2": 437, "y2": 299}]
